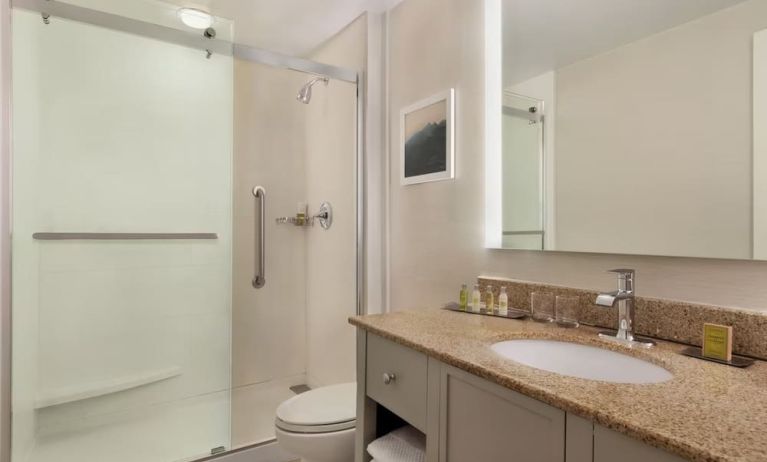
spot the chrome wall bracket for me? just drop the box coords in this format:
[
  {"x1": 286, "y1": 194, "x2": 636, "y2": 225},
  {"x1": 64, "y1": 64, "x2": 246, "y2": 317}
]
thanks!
[
  {"x1": 315, "y1": 202, "x2": 332, "y2": 230},
  {"x1": 275, "y1": 216, "x2": 312, "y2": 226},
  {"x1": 275, "y1": 202, "x2": 333, "y2": 230}
]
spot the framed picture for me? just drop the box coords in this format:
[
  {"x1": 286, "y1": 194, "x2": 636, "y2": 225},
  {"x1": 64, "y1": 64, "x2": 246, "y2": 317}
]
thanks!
[{"x1": 400, "y1": 89, "x2": 455, "y2": 185}]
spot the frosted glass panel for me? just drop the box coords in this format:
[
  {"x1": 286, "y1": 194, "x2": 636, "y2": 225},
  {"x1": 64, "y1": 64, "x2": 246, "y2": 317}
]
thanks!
[{"x1": 11, "y1": 9, "x2": 233, "y2": 462}]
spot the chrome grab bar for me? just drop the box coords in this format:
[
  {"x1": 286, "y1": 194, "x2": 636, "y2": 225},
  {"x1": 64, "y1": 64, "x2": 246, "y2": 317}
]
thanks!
[
  {"x1": 33, "y1": 232, "x2": 218, "y2": 240},
  {"x1": 252, "y1": 186, "x2": 266, "y2": 289}
]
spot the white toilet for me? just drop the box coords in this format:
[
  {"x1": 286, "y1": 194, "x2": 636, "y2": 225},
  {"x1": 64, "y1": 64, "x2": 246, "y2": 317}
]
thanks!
[{"x1": 274, "y1": 382, "x2": 356, "y2": 462}]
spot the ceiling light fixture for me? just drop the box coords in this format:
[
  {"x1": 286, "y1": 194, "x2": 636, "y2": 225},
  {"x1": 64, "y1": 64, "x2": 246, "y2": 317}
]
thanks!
[{"x1": 177, "y1": 8, "x2": 213, "y2": 30}]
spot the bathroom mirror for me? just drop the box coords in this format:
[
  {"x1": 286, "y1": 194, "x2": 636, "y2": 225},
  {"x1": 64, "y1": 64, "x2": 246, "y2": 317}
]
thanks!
[{"x1": 490, "y1": 0, "x2": 767, "y2": 260}]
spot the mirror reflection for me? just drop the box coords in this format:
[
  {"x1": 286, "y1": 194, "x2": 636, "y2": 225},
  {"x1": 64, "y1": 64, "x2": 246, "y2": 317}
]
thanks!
[{"x1": 500, "y1": 0, "x2": 765, "y2": 260}]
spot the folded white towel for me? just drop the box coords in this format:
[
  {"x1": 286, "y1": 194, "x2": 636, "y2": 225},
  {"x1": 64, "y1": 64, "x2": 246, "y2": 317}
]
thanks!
[{"x1": 367, "y1": 425, "x2": 426, "y2": 462}]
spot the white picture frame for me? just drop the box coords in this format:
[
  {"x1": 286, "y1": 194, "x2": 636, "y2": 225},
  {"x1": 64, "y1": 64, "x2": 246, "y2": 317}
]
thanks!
[{"x1": 400, "y1": 89, "x2": 455, "y2": 185}]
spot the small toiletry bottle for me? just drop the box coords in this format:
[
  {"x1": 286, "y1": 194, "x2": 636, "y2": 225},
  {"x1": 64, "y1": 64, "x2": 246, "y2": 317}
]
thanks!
[
  {"x1": 471, "y1": 284, "x2": 481, "y2": 312},
  {"x1": 498, "y1": 286, "x2": 508, "y2": 315},
  {"x1": 485, "y1": 286, "x2": 494, "y2": 313},
  {"x1": 459, "y1": 284, "x2": 468, "y2": 311}
]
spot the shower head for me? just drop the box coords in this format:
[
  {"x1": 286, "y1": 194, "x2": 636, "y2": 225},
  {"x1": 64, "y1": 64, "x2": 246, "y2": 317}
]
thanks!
[{"x1": 297, "y1": 76, "x2": 329, "y2": 104}]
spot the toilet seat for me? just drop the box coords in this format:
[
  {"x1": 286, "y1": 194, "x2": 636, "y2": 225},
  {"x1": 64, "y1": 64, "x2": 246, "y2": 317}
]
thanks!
[
  {"x1": 275, "y1": 382, "x2": 356, "y2": 434},
  {"x1": 275, "y1": 418, "x2": 356, "y2": 434}
]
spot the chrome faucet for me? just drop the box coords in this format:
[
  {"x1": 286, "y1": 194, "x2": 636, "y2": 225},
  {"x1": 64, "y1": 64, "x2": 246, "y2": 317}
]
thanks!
[{"x1": 596, "y1": 269, "x2": 655, "y2": 347}]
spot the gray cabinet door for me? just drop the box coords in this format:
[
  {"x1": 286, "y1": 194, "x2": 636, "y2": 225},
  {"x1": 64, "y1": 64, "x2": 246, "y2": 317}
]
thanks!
[
  {"x1": 565, "y1": 414, "x2": 593, "y2": 462},
  {"x1": 438, "y1": 364, "x2": 565, "y2": 462},
  {"x1": 594, "y1": 425, "x2": 688, "y2": 462}
]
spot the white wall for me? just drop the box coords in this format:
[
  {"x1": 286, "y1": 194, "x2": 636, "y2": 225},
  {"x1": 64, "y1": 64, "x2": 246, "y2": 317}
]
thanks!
[
  {"x1": 387, "y1": 0, "x2": 767, "y2": 313},
  {"x1": 554, "y1": 0, "x2": 766, "y2": 259},
  {"x1": 304, "y1": 15, "x2": 368, "y2": 388},
  {"x1": 12, "y1": 9, "x2": 233, "y2": 457}
]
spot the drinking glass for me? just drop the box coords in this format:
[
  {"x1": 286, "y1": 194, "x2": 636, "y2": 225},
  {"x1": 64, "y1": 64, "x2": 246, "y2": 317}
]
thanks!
[
  {"x1": 555, "y1": 295, "x2": 580, "y2": 328},
  {"x1": 531, "y1": 292, "x2": 555, "y2": 322}
]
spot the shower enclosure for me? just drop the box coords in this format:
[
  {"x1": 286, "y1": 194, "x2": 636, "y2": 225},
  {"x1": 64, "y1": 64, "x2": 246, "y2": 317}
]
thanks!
[{"x1": 7, "y1": 1, "x2": 363, "y2": 462}]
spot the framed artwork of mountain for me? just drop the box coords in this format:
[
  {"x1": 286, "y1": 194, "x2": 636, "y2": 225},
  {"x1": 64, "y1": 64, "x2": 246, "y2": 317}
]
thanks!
[{"x1": 400, "y1": 89, "x2": 455, "y2": 185}]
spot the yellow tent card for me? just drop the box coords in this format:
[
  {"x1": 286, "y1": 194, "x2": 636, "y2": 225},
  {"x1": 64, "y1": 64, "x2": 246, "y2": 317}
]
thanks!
[{"x1": 702, "y1": 323, "x2": 733, "y2": 362}]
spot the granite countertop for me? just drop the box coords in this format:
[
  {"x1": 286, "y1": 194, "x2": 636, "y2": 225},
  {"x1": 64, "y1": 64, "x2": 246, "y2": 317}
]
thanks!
[{"x1": 349, "y1": 309, "x2": 767, "y2": 462}]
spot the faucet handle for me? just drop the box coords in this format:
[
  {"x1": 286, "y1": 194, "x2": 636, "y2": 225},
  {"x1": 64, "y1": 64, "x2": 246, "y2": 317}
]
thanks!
[
  {"x1": 608, "y1": 269, "x2": 635, "y2": 291},
  {"x1": 608, "y1": 268, "x2": 635, "y2": 278}
]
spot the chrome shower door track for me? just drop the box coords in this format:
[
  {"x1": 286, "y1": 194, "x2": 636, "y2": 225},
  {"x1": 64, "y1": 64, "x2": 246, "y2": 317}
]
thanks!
[{"x1": 13, "y1": 0, "x2": 358, "y2": 83}]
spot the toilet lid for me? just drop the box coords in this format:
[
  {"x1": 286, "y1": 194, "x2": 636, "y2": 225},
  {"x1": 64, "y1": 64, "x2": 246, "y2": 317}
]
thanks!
[{"x1": 276, "y1": 382, "x2": 356, "y2": 428}]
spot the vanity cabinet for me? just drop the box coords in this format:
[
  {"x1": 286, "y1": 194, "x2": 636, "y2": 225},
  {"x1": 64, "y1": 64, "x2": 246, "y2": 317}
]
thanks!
[
  {"x1": 438, "y1": 364, "x2": 564, "y2": 462},
  {"x1": 356, "y1": 331, "x2": 687, "y2": 462},
  {"x1": 593, "y1": 426, "x2": 686, "y2": 462}
]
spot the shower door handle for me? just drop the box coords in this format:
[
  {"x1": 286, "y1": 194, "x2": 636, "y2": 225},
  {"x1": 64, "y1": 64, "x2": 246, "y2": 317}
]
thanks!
[{"x1": 252, "y1": 186, "x2": 266, "y2": 289}]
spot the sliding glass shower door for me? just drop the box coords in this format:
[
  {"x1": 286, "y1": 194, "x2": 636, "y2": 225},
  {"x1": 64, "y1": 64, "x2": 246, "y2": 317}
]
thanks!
[{"x1": 11, "y1": 9, "x2": 233, "y2": 462}]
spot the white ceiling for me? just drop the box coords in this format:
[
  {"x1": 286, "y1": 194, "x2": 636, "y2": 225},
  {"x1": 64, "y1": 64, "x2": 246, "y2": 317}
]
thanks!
[
  {"x1": 163, "y1": 0, "x2": 402, "y2": 56},
  {"x1": 503, "y1": 0, "x2": 749, "y2": 86}
]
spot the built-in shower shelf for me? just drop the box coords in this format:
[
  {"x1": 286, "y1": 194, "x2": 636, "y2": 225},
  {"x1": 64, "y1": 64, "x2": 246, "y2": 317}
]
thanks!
[{"x1": 35, "y1": 366, "x2": 182, "y2": 409}]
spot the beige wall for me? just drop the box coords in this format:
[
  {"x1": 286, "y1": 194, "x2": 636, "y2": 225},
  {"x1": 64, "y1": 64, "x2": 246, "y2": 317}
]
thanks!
[
  {"x1": 230, "y1": 15, "x2": 368, "y2": 443},
  {"x1": 387, "y1": 0, "x2": 767, "y2": 312},
  {"x1": 755, "y1": 29, "x2": 767, "y2": 260},
  {"x1": 304, "y1": 15, "x2": 367, "y2": 387},
  {"x1": 555, "y1": 0, "x2": 766, "y2": 259},
  {"x1": 232, "y1": 59, "x2": 309, "y2": 443}
]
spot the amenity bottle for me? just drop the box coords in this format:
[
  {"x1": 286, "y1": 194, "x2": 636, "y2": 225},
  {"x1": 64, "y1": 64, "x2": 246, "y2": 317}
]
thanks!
[
  {"x1": 499, "y1": 286, "x2": 508, "y2": 316},
  {"x1": 459, "y1": 284, "x2": 468, "y2": 311},
  {"x1": 485, "y1": 286, "x2": 494, "y2": 313},
  {"x1": 471, "y1": 284, "x2": 481, "y2": 312}
]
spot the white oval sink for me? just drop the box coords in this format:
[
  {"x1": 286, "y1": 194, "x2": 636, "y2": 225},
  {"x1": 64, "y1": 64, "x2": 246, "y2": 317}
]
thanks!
[{"x1": 491, "y1": 340, "x2": 672, "y2": 384}]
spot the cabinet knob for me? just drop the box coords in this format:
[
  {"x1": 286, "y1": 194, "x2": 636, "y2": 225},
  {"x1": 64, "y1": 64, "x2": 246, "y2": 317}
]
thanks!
[{"x1": 382, "y1": 372, "x2": 396, "y2": 385}]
